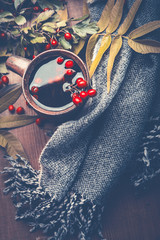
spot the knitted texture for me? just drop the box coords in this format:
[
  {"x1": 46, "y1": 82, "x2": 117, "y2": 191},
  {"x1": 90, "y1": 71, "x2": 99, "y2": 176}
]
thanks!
[{"x1": 2, "y1": 0, "x2": 160, "y2": 239}]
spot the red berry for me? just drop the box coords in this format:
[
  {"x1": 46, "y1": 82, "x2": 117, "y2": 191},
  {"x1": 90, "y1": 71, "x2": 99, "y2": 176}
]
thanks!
[
  {"x1": 0, "y1": 80, "x2": 3, "y2": 89},
  {"x1": 66, "y1": 69, "x2": 74, "y2": 76},
  {"x1": 87, "y1": 89, "x2": 97, "y2": 97},
  {"x1": 72, "y1": 93, "x2": 79, "y2": 98},
  {"x1": 35, "y1": 118, "x2": 43, "y2": 126},
  {"x1": 24, "y1": 47, "x2": 27, "y2": 51},
  {"x1": 33, "y1": 94, "x2": 38, "y2": 99},
  {"x1": 45, "y1": 43, "x2": 51, "y2": 50},
  {"x1": 8, "y1": 105, "x2": 15, "y2": 113},
  {"x1": 16, "y1": 107, "x2": 24, "y2": 114},
  {"x1": 77, "y1": 80, "x2": 88, "y2": 88},
  {"x1": 43, "y1": 7, "x2": 50, "y2": 11},
  {"x1": 31, "y1": 86, "x2": 39, "y2": 94},
  {"x1": 64, "y1": 32, "x2": 72, "y2": 41},
  {"x1": 50, "y1": 39, "x2": 58, "y2": 47},
  {"x1": 33, "y1": 6, "x2": 39, "y2": 12},
  {"x1": 1, "y1": 75, "x2": 9, "y2": 85},
  {"x1": 72, "y1": 96, "x2": 83, "y2": 106},
  {"x1": 57, "y1": 57, "x2": 64, "y2": 64},
  {"x1": 80, "y1": 91, "x2": 88, "y2": 99},
  {"x1": 0, "y1": 32, "x2": 5, "y2": 38},
  {"x1": 65, "y1": 60, "x2": 74, "y2": 69},
  {"x1": 76, "y1": 78, "x2": 84, "y2": 84},
  {"x1": 32, "y1": 55, "x2": 36, "y2": 59}
]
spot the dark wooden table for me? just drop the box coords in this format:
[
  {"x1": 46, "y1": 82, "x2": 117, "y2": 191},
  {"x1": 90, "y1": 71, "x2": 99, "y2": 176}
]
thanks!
[{"x1": 1, "y1": 1, "x2": 160, "y2": 240}]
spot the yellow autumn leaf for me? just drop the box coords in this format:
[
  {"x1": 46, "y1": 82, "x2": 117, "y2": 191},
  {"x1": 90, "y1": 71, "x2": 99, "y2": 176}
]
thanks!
[
  {"x1": 86, "y1": 34, "x2": 99, "y2": 70},
  {"x1": 89, "y1": 34, "x2": 111, "y2": 78},
  {"x1": 118, "y1": 0, "x2": 142, "y2": 35},
  {"x1": 106, "y1": 0, "x2": 125, "y2": 34},
  {"x1": 83, "y1": 0, "x2": 90, "y2": 15},
  {"x1": 73, "y1": 39, "x2": 85, "y2": 55},
  {"x1": 86, "y1": 0, "x2": 114, "y2": 70},
  {"x1": 58, "y1": 8, "x2": 68, "y2": 21},
  {"x1": 107, "y1": 36, "x2": 122, "y2": 93},
  {"x1": 129, "y1": 20, "x2": 160, "y2": 39},
  {"x1": 98, "y1": 0, "x2": 115, "y2": 32},
  {"x1": 128, "y1": 39, "x2": 160, "y2": 53}
]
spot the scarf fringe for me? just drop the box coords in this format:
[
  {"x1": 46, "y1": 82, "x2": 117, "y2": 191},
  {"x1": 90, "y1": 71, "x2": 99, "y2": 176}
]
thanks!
[
  {"x1": 131, "y1": 116, "x2": 160, "y2": 190},
  {"x1": 1, "y1": 155, "x2": 106, "y2": 240}
]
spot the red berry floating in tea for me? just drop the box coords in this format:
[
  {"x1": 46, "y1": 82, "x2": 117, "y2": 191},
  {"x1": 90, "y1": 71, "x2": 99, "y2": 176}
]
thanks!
[
  {"x1": 87, "y1": 89, "x2": 97, "y2": 97},
  {"x1": 80, "y1": 91, "x2": 88, "y2": 99},
  {"x1": 76, "y1": 79, "x2": 88, "y2": 88},
  {"x1": 29, "y1": 55, "x2": 85, "y2": 111}
]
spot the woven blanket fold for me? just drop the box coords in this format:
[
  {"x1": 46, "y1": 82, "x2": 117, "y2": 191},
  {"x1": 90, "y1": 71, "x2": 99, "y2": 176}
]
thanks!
[{"x1": 2, "y1": 0, "x2": 160, "y2": 239}]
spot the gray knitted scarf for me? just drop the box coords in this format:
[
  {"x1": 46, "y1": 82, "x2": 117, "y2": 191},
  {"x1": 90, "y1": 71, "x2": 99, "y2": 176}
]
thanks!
[{"x1": 2, "y1": 0, "x2": 160, "y2": 239}]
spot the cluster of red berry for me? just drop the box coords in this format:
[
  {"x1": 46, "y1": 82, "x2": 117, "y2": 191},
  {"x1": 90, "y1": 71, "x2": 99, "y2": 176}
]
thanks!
[{"x1": 70, "y1": 78, "x2": 97, "y2": 106}]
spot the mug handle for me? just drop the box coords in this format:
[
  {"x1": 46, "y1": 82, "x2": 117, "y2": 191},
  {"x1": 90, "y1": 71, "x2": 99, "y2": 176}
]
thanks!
[{"x1": 6, "y1": 55, "x2": 31, "y2": 77}]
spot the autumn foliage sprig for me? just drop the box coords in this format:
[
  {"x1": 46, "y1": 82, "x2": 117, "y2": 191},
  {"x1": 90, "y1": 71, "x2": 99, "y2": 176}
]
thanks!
[
  {"x1": 0, "y1": 0, "x2": 98, "y2": 74},
  {"x1": 86, "y1": 0, "x2": 160, "y2": 93}
]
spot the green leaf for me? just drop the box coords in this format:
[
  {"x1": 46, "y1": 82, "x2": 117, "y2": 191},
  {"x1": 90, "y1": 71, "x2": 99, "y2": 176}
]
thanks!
[
  {"x1": 0, "y1": 115, "x2": 37, "y2": 129},
  {"x1": 0, "y1": 85, "x2": 22, "y2": 113},
  {"x1": 14, "y1": 15, "x2": 26, "y2": 25},
  {"x1": 59, "y1": 37, "x2": 72, "y2": 50},
  {"x1": 129, "y1": 20, "x2": 160, "y2": 39},
  {"x1": 107, "y1": 36, "x2": 123, "y2": 93},
  {"x1": 118, "y1": 0, "x2": 142, "y2": 35},
  {"x1": 0, "y1": 17, "x2": 14, "y2": 23},
  {"x1": 21, "y1": 26, "x2": 31, "y2": 34},
  {"x1": 37, "y1": 0, "x2": 54, "y2": 10},
  {"x1": 15, "y1": 44, "x2": 25, "y2": 57},
  {"x1": 106, "y1": 0, "x2": 125, "y2": 33},
  {"x1": 89, "y1": 34, "x2": 112, "y2": 78},
  {"x1": 33, "y1": 10, "x2": 55, "y2": 24},
  {"x1": 0, "y1": 61, "x2": 8, "y2": 74},
  {"x1": 56, "y1": 20, "x2": 67, "y2": 28},
  {"x1": 30, "y1": 36, "x2": 47, "y2": 44},
  {"x1": 71, "y1": 14, "x2": 89, "y2": 22},
  {"x1": 10, "y1": 29, "x2": 21, "y2": 36},
  {"x1": 0, "y1": 47, "x2": 11, "y2": 57},
  {"x1": 42, "y1": 25, "x2": 56, "y2": 33},
  {"x1": 72, "y1": 19, "x2": 99, "y2": 38},
  {"x1": 0, "y1": 11, "x2": 13, "y2": 18},
  {"x1": 14, "y1": 0, "x2": 25, "y2": 10},
  {"x1": 128, "y1": 39, "x2": 160, "y2": 53},
  {"x1": 0, "y1": 84, "x2": 20, "y2": 98},
  {"x1": 0, "y1": 130, "x2": 27, "y2": 159}
]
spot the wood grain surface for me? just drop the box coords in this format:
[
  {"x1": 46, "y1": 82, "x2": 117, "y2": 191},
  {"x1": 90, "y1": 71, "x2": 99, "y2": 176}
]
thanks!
[{"x1": 1, "y1": 1, "x2": 160, "y2": 240}]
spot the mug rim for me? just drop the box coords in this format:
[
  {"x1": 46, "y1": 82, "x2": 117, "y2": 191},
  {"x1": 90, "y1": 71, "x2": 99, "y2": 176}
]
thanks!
[{"x1": 22, "y1": 49, "x2": 90, "y2": 116}]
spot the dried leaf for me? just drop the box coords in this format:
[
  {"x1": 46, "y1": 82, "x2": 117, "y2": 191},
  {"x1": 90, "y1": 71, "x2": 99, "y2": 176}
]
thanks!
[
  {"x1": 118, "y1": 0, "x2": 142, "y2": 35},
  {"x1": 89, "y1": 34, "x2": 111, "y2": 78},
  {"x1": 107, "y1": 36, "x2": 122, "y2": 93},
  {"x1": 0, "y1": 130, "x2": 27, "y2": 159},
  {"x1": 0, "y1": 85, "x2": 22, "y2": 113},
  {"x1": 73, "y1": 39, "x2": 85, "y2": 55},
  {"x1": 0, "y1": 84, "x2": 21, "y2": 98},
  {"x1": 58, "y1": 8, "x2": 68, "y2": 21},
  {"x1": 0, "y1": 115, "x2": 37, "y2": 129},
  {"x1": 128, "y1": 39, "x2": 160, "y2": 53},
  {"x1": 86, "y1": 34, "x2": 99, "y2": 70},
  {"x1": 98, "y1": 0, "x2": 115, "y2": 32},
  {"x1": 129, "y1": 20, "x2": 160, "y2": 39},
  {"x1": 83, "y1": 0, "x2": 90, "y2": 15},
  {"x1": 106, "y1": 0, "x2": 125, "y2": 33},
  {"x1": 14, "y1": 15, "x2": 26, "y2": 25}
]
